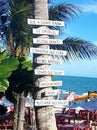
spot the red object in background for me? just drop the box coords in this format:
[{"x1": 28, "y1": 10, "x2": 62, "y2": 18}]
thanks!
[
  {"x1": 9, "y1": 106, "x2": 14, "y2": 111},
  {"x1": 7, "y1": 106, "x2": 14, "y2": 112},
  {"x1": 63, "y1": 93, "x2": 79, "y2": 101}
]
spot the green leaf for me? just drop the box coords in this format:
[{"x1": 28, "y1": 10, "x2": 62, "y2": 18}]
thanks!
[
  {"x1": 0, "y1": 57, "x2": 19, "y2": 70},
  {"x1": 0, "y1": 79, "x2": 9, "y2": 92},
  {"x1": 0, "y1": 57, "x2": 19, "y2": 79},
  {"x1": 21, "y1": 58, "x2": 32, "y2": 71},
  {"x1": 0, "y1": 51, "x2": 8, "y2": 62},
  {"x1": 0, "y1": 69, "x2": 12, "y2": 79}
]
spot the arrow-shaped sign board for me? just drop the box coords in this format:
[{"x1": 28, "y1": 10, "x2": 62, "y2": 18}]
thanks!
[
  {"x1": 27, "y1": 19, "x2": 64, "y2": 26},
  {"x1": 33, "y1": 38, "x2": 63, "y2": 45},
  {"x1": 35, "y1": 58, "x2": 62, "y2": 65},
  {"x1": 39, "y1": 81, "x2": 62, "y2": 87},
  {"x1": 33, "y1": 28, "x2": 59, "y2": 35},
  {"x1": 45, "y1": 90, "x2": 60, "y2": 96},
  {"x1": 35, "y1": 100, "x2": 68, "y2": 106},
  {"x1": 34, "y1": 69, "x2": 64, "y2": 76},
  {"x1": 30, "y1": 47, "x2": 67, "y2": 56}
]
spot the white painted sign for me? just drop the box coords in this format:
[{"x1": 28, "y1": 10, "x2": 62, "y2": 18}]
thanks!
[
  {"x1": 45, "y1": 90, "x2": 69, "y2": 95},
  {"x1": 45, "y1": 90, "x2": 60, "y2": 96},
  {"x1": 35, "y1": 58, "x2": 62, "y2": 65},
  {"x1": 35, "y1": 100, "x2": 68, "y2": 106},
  {"x1": 30, "y1": 47, "x2": 67, "y2": 56},
  {"x1": 60, "y1": 90, "x2": 69, "y2": 94},
  {"x1": 39, "y1": 81, "x2": 62, "y2": 87},
  {"x1": 34, "y1": 69, "x2": 64, "y2": 76},
  {"x1": 27, "y1": 19, "x2": 64, "y2": 26},
  {"x1": 33, "y1": 28, "x2": 59, "y2": 35},
  {"x1": 33, "y1": 38, "x2": 63, "y2": 45}
]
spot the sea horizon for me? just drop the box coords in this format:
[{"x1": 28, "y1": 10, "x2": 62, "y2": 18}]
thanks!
[{"x1": 53, "y1": 75, "x2": 97, "y2": 99}]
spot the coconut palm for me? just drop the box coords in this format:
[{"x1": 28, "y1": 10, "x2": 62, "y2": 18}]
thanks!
[
  {"x1": 31, "y1": 1, "x2": 97, "y2": 130},
  {"x1": 1, "y1": 0, "x2": 97, "y2": 130}
]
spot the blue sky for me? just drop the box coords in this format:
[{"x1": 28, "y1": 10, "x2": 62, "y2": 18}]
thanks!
[{"x1": 51, "y1": 0, "x2": 97, "y2": 78}]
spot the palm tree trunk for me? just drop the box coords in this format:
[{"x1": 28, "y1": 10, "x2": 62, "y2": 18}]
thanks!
[
  {"x1": 33, "y1": 0, "x2": 57, "y2": 130},
  {"x1": 17, "y1": 93, "x2": 25, "y2": 130},
  {"x1": 13, "y1": 93, "x2": 19, "y2": 130}
]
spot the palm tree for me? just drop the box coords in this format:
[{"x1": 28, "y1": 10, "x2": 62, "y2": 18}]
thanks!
[
  {"x1": 1, "y1": 0, "x2": 97, "y2": 130},
  {"x1": 32, "y1": 0, "x2": 57, "y2": 129},
  {"x1": 31, "y1": 1, "x2": 97, "y2": 130}
]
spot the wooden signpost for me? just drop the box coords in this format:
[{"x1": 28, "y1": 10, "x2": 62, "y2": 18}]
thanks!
[
  {"x1": 34, "y1": 69, "x2": 64, "y2": 75},
  {"x1": 27, "y1": 3, "x2": 66, "y2": 130},
  {"x1": 30, "y1": 47, "x2": 67, "y2": 56},
  {"x1": 44, "y1": 89, "x2": 69, "y2": 96},
  {"x1": 28, "y1": 17, "x2": 67, "y2": 109},
  {"x1": 35, "y1": 100, "x2": 68, "y2": 107},
  {"x1": 45, "y1": 89, "x2": 69, "y2": 95},
  {"x1": 27, "y1": 18, "x2": 64, "y2": 26},
  {"x1": 45, "y1": 90, "x2": 60, "y2": 96},
  {"x1": 33, "y1": 38, "x2": 63, "y2": 45},
  {"x1": 35, "y1": 57, "x2": 62, "y2": 64},
  {"x1": 39, "y1": 81, "x2": 62, "y2": 87},
  {"x1": 33, "y1": 27, "x2": 59, "y2": 35},
  {"x1": 60, "y1": 90, "x2": 70, "y2": 94}
]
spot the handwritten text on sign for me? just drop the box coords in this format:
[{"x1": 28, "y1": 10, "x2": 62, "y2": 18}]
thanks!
[
  {"x1": 39, "y1": 81, "x2": 62, "y2": 87},
  {"x1": 35, "y1": 58, "x2": 62, "y2": 65},
  {"x1": 35, "y1": 100, "x2": 68, "y2": 106},
  {"x1": 30, "y1": 47, "x2": 67, "y2": 56},
  {"x1": 33, "y1": 38, "x2": 63, "y2": 45},
  {"x1": 27, "y1": 19, "x2": 64, "y2": 26},
  {"x1": 45, "y1": 89, "x2": 70, "y2": 96},
  {"x1": 45, "y1": 90, "x2": 60, "y2": 96},
  {"x1": 34, "y1": 69, "x2": 64, "y2": 76},
  {"x1": 33, "y1": 28, "x2": 59, "y2": 35}
]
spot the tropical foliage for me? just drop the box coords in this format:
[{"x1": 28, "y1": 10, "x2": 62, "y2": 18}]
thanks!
[
  {"x1": 0, "y1": 51, "x2": 19, "y2": 92},
  {"x1": 6, "y1": 57, "x2": 33, "y2": 103}
]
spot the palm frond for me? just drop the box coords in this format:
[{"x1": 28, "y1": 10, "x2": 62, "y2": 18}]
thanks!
[
  {"x1": 15, "y1": 5, "x2": 32, "y2": 14},
  {"x1": 51, "y1": 37, "x2": 97, "y2": 61},
  {"x1": 0, "y1": 0, "x2": 10, "y2": 15},
  {"x1": 49, "y1": 2, "x2": 82, "y2": 24}
]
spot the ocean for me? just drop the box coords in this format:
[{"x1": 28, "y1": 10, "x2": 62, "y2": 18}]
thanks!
[{"x1": 53, "y1": 76, "x2": 97, "y2": 99}]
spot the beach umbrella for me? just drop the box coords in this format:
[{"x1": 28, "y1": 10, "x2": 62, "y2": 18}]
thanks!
[
  {"x1": 80, "y1": 98, "x2": 97, "y2": 110},
  {"x1": 69, "y1": 105, "x2": 84, "y2": 111},
  {"x1": 69, "y1": 98, "x2": 97, "y2": 110},
  {"x1": 63, "y1": 92, "x2": 79, "y2": 101},
  {"x1": 68, "y1": 101, "x2": 85, "y2": 113}
]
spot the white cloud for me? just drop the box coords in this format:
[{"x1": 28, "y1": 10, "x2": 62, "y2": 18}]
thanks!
[{"x1": 80, "y1": 3, "x2": 97, "y2": 14}]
